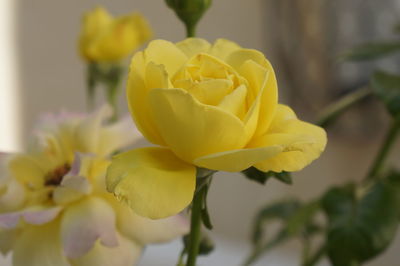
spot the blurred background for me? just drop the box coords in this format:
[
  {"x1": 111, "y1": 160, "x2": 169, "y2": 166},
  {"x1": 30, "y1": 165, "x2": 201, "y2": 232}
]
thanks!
[{"x1": 1, "y1": 0, "x2": 400, "y2": 265}]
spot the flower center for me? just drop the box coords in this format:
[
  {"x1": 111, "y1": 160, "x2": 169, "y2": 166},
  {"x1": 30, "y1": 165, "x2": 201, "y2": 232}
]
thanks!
[{"x1": 45, "y1": 163, "x2": 71, "y2": 186}]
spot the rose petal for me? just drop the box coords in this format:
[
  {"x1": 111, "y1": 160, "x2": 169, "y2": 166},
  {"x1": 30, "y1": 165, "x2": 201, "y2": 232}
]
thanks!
[
  {"x1": 71, "y1": 233, "x2": 142, "y2": 266},
  {"x1": 61, "y1": 197, "x2": 118, "y2": 258},
  {"x1": 13, "y1": 222, "x2": 70, "y2": 266},
  {"x1": 149, "y1": 88, "x2": 247, "y2": 163},
  {"x1": 106, "y1": 147, "x2": 196, "y2": 219}
]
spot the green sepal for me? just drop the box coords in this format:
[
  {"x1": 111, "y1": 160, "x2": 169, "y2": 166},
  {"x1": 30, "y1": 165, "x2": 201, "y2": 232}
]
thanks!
[{"x1": 242, "y1": 167, "x2": 292, "y2": 185}]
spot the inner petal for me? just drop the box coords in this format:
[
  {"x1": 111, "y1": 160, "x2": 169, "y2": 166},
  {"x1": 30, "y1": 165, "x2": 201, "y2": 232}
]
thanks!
[
  {"x1": 186, "y1": 79, "x2": 233, "y2": 105},
  {"x1": 218, "y1": 84, "x2": 248, "y2": 120}
]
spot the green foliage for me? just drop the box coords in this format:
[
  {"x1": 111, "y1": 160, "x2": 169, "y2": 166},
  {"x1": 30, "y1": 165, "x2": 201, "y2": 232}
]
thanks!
[
  {"x1": 322, "y1": 172, "x2": 400, "y2": 266},
  {"x1": 244, "y1": 199, "x2": 322, "y2": 266},
  {"x1": 339, "y1": 42, "x2": 400, "y2": 62},
  {"x1": 371, "y1": 71, "x2": 400, "y2": 117},
  {"x1": 242, "y1": 167, "x2": 292, "y2": 185}
]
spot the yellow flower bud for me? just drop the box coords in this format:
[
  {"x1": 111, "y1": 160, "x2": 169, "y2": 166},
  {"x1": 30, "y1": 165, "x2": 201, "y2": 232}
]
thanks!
[{"x1": 78, "y1": 7, "x2": 153, "y2": 62}]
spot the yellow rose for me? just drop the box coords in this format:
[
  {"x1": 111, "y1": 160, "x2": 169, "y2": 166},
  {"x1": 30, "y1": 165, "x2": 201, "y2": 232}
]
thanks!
[
  {"x1": 106, "y1": 38, "x2": 327, "y2": 219},
  {"x1": 78, "y1": 7, "x2": 153, "y2": 62}
]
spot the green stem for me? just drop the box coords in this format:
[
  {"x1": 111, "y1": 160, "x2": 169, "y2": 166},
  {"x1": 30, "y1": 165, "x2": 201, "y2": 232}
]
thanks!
[
  {"x1": 316, "y1": 87, "x2": 372, "y2": 127},
  {"x1": 366, "y1": 117, "x2": 400, "y2": 180},
  {"x1": 106, "y1": 82, "x2": 119, "y2": 122},
  {"x1": 186, "y1": 23, "x2": 196, "y2": 38},
  {"x1": 186, "y1": 186, "x2": 206, "y2": 266},
  {"x1": 302, "y1": 244, "x2": 326, "y2": 266}
]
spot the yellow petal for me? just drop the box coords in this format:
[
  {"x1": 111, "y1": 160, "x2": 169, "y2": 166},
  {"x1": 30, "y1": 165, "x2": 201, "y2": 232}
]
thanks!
[
  {"x1": 227, "y1": 50, "x2": 278, "y2": 137},
  {"x1": 106, "y1": 147, "x2": 196, "y2": 219},
  {"x1": 218, "y1": 84, "x2": 248, "y2": 119},
  {"x1": 176, "y1": 38, "x2": 211, "y2": 58},
  {"x1": 8, "y1": 154, "x2": 46, "y2": 188},
  {"x1": 108, "y1": 197, "x2": 189, "y2": 245},
  {"x1": 251, "y1": 105, "x2": 327, "y2": 172},
  {"x1": 209, "y1": 38, "x2": 241, "y2": 61},
  {"x1": 143, "y1": 39, "x2": 187, "y2": 76},
  {"x1": 149, "y1": 88, "x2": 247, "y2": 162},
  {"x1": 61, "y1": 197, "x2": 118, "y2": 258},
  {"x1": 13, "y1": 221, "x2": 70, "y2": 266},
  {"x1": 0, "y1": 227, "x2": 19, "y2": 255},
  {"x1": 71, "y1": 233, "x2": 142, "y2": 266},
  {"x1": 194, "y1": 146, "x2": 282, "y2": 172},
  {"x1": 127, "y1": 57, "x2": 166, "y2": 146},
  {"x1": 183, "y1": 79, "x2": 233, "y2": 105}
]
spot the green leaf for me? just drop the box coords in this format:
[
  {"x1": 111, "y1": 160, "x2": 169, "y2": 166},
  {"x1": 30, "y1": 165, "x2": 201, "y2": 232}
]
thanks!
[
  {"x1": 182, "y1": 233, "x2": 214, "y2": 256},
  {"x1": 251, "y1": 199, "x2": 300, "y2": 245},
  {"x1": 371, "y1": 70, "x2": 400, "y2": 116},
  {"x1": 286, "y1": 200, "x2": 320, "y2": 235},
  {"x1": 200, "y1": 180, "x2": 213, "y2": 230},
  {"x1": 322, "y1": 173, "x2": 400, "y2": 266},
  {"x1": 339, "y1": 42, "x2": 400, "y2": 62},
  {"x1": 242, "y1": 167, "x2": 292, "y2": 185}
]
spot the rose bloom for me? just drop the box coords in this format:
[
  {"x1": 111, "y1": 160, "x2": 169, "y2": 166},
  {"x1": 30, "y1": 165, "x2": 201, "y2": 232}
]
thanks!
[
  {"x1": 0, "y1": 106, "x2": 188, "y2": 266},
  {"x1": 106, "y1": 38, "x2": 327, "y2": 219},
  {"x1": 78, "y1": 7, "x2": 153, "y2": 62}
]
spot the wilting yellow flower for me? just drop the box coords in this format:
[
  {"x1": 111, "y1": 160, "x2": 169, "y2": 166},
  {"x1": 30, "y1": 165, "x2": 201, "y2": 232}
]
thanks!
[
  {"x1": 0, "y1": 106, "x2": 188, "y2": 266},
  {"x1": 78, "y1": 7, "x2": 153, "y2": 62},
  {"x1": 106, "y1": 38, "x2": 327, "y2": 219}
]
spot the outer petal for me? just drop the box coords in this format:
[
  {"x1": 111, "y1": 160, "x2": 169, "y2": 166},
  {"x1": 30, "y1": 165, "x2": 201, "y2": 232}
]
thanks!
[
  {"x1": 227, "y1": 49, "x2": 278, "y2": 138},
  {"x1": 127, "y1": 55, "x2": 166, "y2": 146},
  {"x1": 98, "y1": 115, "x2": 143, "y2": 156},
  {"x1": 176, "y1": 38, "x2": 211, "y2": 58},
  {"x1": 209, "y1": 38, "x2": 242, "y2": 60},
  {"x1": 0, "y1": 227, "x2": 19, "y2": 255},
  {"x1": 61, "y1": 197, "x2": 118, "y2": 258},
  {"x1": 71, "y1": 233, "x2": 142, "y2": 266},
  {"x1": 75, "y1": 105, "x2": 112, "y2": 155},
  {"x1": 109, "y1": 197, "x2": 189, "y2": 244},
  {"x1": 194, "y1": 146, "x2": 282, "y2": 172},
  {"x1": 143, "y1": 39, "x2": 187, "y2": 76},
  {"x1": 250, "y1": 105, "x2": 327, "y2": 172},
  {"x1": 13, "y1": 221, "x2": 70, "y2": 266},
  {"x1": 106, "y1": 147, "x2": 196, "y2": 219},
  {"x1": 149, "y1": 88, "x2": 247, "y2": 162},
  {"x1": 0, "y1": 178, "x2": 25, "y2": 212},
  {"x1": 0, "y1": 207, "x2": 62, "y2": 229},
  {"x1": 8, "y1": 154, "x2": 46, "y2": 188}
]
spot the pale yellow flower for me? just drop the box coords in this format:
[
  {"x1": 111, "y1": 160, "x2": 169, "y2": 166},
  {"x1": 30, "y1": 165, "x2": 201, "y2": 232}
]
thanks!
[
  {"x1": 106, "y1": 38, "x2": 327, "y2": 219},
  {"x1": 79, "y1": 7, "x2": 153, "y2": 62},
  {"x1": 0, "y1": 106, "x2": 189, "y2": 266}
]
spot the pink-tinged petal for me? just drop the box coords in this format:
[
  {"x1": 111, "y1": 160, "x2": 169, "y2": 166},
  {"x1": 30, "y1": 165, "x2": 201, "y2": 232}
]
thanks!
[
  {"x1": 22, "y1": 206, "x2": 63, "y2": 225},
  {"x1": 108, "y1": 197, "x2": 189, "y2": 244},
  {"x1": 0, "y1": 212, "x2": 20, "y2": 229},
  {"x1": 61, "y1": 197, "x2": 118, "y2": 259},
  {"x1": 0, "y1": 207, "x2": 62, "y2": 229},
  {"x1": 13, "y1": 221, "x2": 70, "y2": 266},
  {"x1": 71, "y1": 233, "x2": 142, "y2": 266}
]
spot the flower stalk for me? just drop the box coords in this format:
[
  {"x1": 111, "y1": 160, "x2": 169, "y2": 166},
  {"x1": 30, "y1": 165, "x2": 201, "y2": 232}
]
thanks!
[{"x1": 186, "y1": 184, "x2": 207, "y2": 266}]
